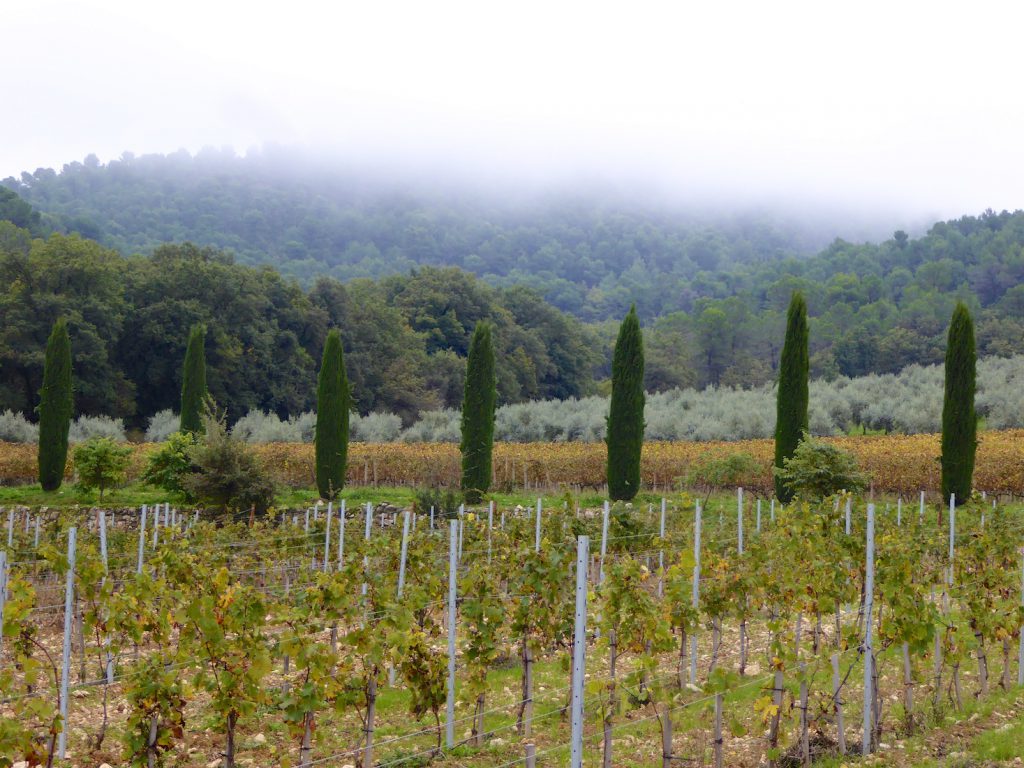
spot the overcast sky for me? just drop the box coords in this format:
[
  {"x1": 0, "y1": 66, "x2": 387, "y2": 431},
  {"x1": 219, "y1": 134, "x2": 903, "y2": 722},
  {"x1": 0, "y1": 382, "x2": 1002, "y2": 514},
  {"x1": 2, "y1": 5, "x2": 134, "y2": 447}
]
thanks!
[{"x1": 4, "y1": 0, "x2": 1023, "y2": 220}]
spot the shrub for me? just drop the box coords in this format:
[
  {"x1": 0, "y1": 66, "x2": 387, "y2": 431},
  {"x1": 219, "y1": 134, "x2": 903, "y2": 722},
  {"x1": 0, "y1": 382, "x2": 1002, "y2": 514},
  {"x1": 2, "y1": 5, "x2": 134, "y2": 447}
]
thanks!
[
  {"x1": 351, "y1": 412, "x2": 402, "y2": 442},
  {"x1": 773, "y1": 436, "x2": 867, "y2": 502},
  {"x1": 142, "y1": 431, "x2": 199, "y2": 496},
  {"x1": 146, "y1": 409, "x2": 180, "y2": 442},
  {"x1": 686, "y1": 452, "x2": 762, "y2": 500},
  {"x1": 69, "y1": 415, "x2": 126, "y2": 442},
  {"x1": 73, "y1": 437, "x2": 132, "y2": 499},
  {"x1": 413, "y1": 487, "x2": 462, "y2": 519},
  {"x1": 181, "y1": 413, "x2": 275, "y2": 519},
  {"x1": 0, "y1": 410, "x2": 38, "y2": 443}
]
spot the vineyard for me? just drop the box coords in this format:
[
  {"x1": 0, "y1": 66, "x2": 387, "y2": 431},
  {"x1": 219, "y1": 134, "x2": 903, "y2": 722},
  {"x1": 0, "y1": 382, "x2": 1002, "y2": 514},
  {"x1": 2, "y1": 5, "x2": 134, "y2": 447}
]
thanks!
[
  {"x1": 3, "y1": 430, "x2": 1024, "y2": 496},
  {"x1": 1, "y1": 491, "x2": 1023, "y2": 767}
]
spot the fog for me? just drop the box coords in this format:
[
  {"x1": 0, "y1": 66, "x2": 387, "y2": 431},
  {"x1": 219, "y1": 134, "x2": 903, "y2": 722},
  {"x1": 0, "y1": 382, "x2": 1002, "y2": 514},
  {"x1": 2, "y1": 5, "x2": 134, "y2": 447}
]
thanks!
[{"x1": 5, "y1": 0, "x2": 1023, "y2": 226}]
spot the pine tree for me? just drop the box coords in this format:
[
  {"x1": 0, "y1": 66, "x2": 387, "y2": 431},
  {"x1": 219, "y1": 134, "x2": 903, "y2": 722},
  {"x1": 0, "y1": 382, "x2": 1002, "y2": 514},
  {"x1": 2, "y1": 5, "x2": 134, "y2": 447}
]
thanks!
[
  {"x1": 38, "y1": 318, "x2": 73, "y2": 491},
  {"x1": 607, "y1": 305, "x2": 645, "y2": 501},
  {"x1": 179, "y1": 324, "x2": 208, "y2": 434},
  {"x1": 460, "y1": 322, "x2": 496, "y2": 503},
  {"x1": 773, "y1": 292, "x2": 809, "y2": 502},
  {"x1": 941, "y1": 302, "x2": 976, "y2": 502},
  {"x1": 315, "y1": 329, "x2": 350, "y2": 500}
]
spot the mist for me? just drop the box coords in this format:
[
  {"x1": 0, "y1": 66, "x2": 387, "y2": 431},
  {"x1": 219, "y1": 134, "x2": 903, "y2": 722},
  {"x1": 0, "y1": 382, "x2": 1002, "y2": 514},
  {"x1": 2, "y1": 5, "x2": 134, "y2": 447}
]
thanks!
[{"x1": 5, "y1": 0, "x2": 1022, "y2": 231}]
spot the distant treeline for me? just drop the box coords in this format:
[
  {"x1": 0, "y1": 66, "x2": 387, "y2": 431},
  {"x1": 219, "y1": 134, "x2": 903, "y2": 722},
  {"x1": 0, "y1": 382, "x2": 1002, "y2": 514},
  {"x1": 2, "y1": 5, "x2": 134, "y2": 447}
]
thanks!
[
  {"x1": 5, "y1": 152, "x2": 1024, "y2": 395},
  {"x1": 0, "y1": 225, "x2": 597, "y2": 427}
]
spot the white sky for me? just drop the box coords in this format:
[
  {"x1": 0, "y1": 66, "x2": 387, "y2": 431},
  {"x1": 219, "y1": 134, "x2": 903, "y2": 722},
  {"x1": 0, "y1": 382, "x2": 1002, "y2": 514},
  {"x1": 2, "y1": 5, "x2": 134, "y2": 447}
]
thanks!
[{"x1": 3, "y1": 0, "x2": 1024, "y2": 219}]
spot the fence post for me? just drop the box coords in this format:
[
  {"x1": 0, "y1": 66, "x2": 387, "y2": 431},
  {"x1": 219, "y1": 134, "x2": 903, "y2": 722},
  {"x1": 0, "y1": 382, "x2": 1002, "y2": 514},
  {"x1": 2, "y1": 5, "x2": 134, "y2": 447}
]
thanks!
[
  {"x1": 152, "y1": 502, "x2": 161, "y2": 548},
  {"x1": 361, "y1": 502, "x2": 372, "y2": 598},
  {"x1": 919, "y1": 490, "x2": 925, "y2": 522},
  {"x1": 0, "y1": 551, "x2": 7, "y2": 664},
  {"x1": 323, "y1": 501, "x2": 333, "y2": 573},
  {"x1": 599, "y1": 501, "x2": 610, "y2": 583},
  {"x1": 34, "y1": 515, "x2": 40, "y2": 549},
  {"x1": 487, "y1": 500, "x2": 494, "y2": 563},
  {"x1": 1018, "y1": 549, "x2": 1024, "y2": 686},
  {"x1": 5, "y1": 508, "x2": 12, "y2": 547},
  {"x1": 832, "y1": 652, "x2": 846, "y2": 754},
  {"x1": 897, "y1": 497, "x2": 902, "y2": 527},
  {"x1": 691, "y1": 500, "x2": 701, "y2": 684},
  {"x1": 770, "y1": 497, "x2": 775, "y2": 523},
  {"x1": 756, "y1": 498, "x2": 761, "y2": 534},
  {"x1": 569, "y1": 535, "x2": 590, "y2": 768},
  {"x1": 99, "y1": 510, "x2": 113, "y2": 684},
  {"x1": 845, "y1": 497, "x2": 851, "y2": 536},
  {"x1": 657, "y1": 498, "x2": 666, "y2": 598},
  {"x1": 535, "y1": 497, "x2": 542, "y2": 553},
  {"x1": 445, "y1": 519, "x2": 458, "y2": 750},
  {"x1": 136, "y1": 505, "x2": 147, "y2": 574},
  {"x1": 397, "y1": 509, "x2": 411, "y2": 597},
  {"x1": 948, "y1": 494, "x2": 956, "y2": 587},
  {"x1": 337, "y1": 499, "x2": 346, "y2": 569},
  {"x1": 713, "y1": 692, "x2": 723, "y2": 768},
  {"x1": 862, "y1": 503, "x2": 876, "y2": 756},
  {"x1": 737, "y1": 487, "x2": 744, "y2": 554},
  {"x1": 458, "y1": 505, "x2": 464, "y2": 562},
  {"x1": 58, "y1": 526, "x2": 77, "y2": 759}
]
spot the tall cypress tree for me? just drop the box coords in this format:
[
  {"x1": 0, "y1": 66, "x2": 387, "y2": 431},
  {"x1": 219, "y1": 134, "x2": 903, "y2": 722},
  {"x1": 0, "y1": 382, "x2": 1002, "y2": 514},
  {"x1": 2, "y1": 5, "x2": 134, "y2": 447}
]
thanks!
[
  {"x1": 179, "y1": 323, "x2": 208, "y2": 434},
  {"x1": 941, "y1": 302, "x2": 976, "y2": 502},
  {"x1": 773, "y1": 292, "x2": 809, "y2": 502},
  {"x1": 607, "y1": 305, "x2": 645, "y2": 501},
  {"x1": 315, "y1": 329, "x2": 350, "y2": 500},
  {"x1": 460, "y1": 322, "x2": 496, "y2": 503},
  {"x1": 38, "y1": 319, "x2": 73, "y2": 491}
]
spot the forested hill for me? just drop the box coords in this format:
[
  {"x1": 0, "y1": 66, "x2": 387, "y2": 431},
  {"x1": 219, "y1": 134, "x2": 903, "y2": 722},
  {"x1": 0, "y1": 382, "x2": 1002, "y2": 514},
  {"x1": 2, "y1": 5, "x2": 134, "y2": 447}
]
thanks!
[
  {"x1": 5, "y1": 150, "x2": 1024, "y2": 400},
  {"x1": 2, "y1": 148, "x2": 842, "y2": 321}
]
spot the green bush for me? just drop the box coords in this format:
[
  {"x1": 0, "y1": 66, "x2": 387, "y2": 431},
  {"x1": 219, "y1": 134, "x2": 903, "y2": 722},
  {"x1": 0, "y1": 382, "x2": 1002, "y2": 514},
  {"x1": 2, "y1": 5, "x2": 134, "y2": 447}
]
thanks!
[
  {"x1": 181, "y1": 413, "x2": 275, "y2": 519},
  {"x1": 772, "y1": 436, "x2": 867, "y2": 502},
  {"x1": 142, "y1": 431, "x2": 199, "y2": 496},
  {"x1": 73, "y1": 437, "x2": 132, "y2": 500},
  {"x1": 413, "y1": 487, "x2": 462, "y2": 519},
  {"x1": 686, "y1": 452, "x2": 761, "y2": 500}
]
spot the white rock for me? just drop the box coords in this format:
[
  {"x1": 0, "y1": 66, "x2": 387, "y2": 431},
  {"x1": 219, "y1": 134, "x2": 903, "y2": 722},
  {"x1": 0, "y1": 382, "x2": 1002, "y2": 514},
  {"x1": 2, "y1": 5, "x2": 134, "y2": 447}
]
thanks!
[
  {"x1": 206, "y1": 759, "x2": 223, "y2": 768},
  {"x1": 252, "y1": 733, "x2": 266, "y2": 745},
  {"x1": 100, "y1": 764, "x2": 114, "y2": 768}
]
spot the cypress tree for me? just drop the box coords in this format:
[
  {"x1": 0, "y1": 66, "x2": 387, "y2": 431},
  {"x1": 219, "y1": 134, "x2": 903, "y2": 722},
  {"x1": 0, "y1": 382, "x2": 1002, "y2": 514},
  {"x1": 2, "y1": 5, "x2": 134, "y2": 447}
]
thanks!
[
  {"x1": 607, "y1": 304, "x2": 645, "y2": 501},
  {"x1": 941, "y1": 302, "x2": 977, "y2": 502},
  {"x1": 38, "y1": 318, "x2": 73, "y2": 491},
  {"x1": 460, "y1": 322, "x2": 496, "y2": 503},
  {"x1": 315, "y1": 329, "x2": 350, "y2": 500},
  {"x1": 179, "y1": 323, "x2": 208, "y2": 434},
  {"x1": 773, "y1": 292, "x2": 809, "y2": 502}
]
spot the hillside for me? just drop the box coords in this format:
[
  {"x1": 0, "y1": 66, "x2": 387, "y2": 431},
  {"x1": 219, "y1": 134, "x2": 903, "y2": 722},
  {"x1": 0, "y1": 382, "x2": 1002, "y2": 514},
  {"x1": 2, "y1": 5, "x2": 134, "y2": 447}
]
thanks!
[
  {"x1": 5, "y1": 151, "x2": 1024, "y2": 394},
  {"x1": 2, "y1": 148, "x2": 843, "y2": 321}
]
